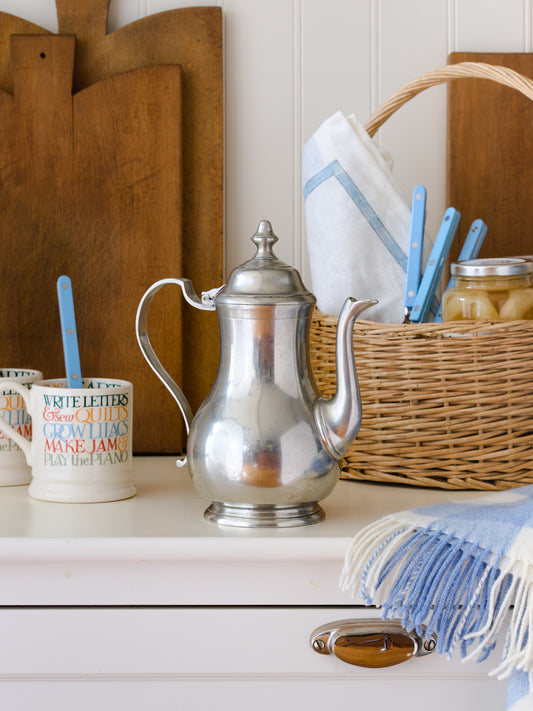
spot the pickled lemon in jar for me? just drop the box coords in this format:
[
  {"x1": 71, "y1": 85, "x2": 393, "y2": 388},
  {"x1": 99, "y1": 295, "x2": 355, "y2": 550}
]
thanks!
[{"x1": 441, "y1": 258, "x2": 533, "y2": 321}]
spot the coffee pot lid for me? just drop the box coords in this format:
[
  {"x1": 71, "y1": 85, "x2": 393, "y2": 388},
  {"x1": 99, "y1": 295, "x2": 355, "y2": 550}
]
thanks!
[{"x1": 217, "y1": 220, "x2": 315, "y2": 304}]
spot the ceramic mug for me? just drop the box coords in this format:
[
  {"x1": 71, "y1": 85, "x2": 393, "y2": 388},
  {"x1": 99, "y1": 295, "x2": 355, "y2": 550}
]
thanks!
[
  {"x1": 0, "y1": 368, "x2": 43, "y2": 485},
  {"x1": 0, "y1": 377, "x2": 136, "y2": 502}
]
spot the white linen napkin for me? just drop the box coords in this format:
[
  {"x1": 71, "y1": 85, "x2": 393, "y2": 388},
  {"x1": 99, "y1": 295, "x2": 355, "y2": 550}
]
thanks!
[{"x1": 303, "y1": 111, "x2": 432, "y2": 323}]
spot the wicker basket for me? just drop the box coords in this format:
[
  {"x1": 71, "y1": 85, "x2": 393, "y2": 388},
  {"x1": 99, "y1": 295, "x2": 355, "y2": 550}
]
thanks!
[{"x1": 309, "y1": 62, "x2": 533, "y2": 491}]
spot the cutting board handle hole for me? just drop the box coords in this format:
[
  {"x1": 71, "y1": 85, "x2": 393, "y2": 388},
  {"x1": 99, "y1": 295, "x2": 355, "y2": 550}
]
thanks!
[{"x1": 40, "y1": 52, "x2": 46, "y2": 59}]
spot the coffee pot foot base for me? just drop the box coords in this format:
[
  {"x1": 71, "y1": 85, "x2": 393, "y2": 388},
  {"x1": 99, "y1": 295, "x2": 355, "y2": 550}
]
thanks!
[{"x1": 204, "y1": 500, "x2": 325, "y2": 528}]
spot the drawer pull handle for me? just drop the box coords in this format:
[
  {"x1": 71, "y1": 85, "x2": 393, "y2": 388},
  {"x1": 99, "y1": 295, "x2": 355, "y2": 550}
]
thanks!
[{"x1": 310, "y1": 619, "x2": 436, "y2": 668}]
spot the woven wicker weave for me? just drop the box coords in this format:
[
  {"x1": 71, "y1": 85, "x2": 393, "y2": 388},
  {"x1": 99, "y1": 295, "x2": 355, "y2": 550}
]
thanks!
[
  {"x1": 309, "y1": 63, "x2": 533, "y2": 490},
  {"x1": 310, "y1": 315, "x2": 533, "y2": 490}
]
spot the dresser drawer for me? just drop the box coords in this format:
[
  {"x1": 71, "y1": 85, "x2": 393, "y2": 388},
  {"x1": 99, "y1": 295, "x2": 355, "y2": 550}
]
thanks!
[{"x1": 0, "y1": 607, "x2": 506, "y2": 711}]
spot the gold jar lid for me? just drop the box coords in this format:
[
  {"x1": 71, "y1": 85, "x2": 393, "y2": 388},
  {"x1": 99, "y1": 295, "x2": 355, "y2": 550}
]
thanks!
[{"x1": 451, "y1": 257, "x2": 533, "y2": 278}]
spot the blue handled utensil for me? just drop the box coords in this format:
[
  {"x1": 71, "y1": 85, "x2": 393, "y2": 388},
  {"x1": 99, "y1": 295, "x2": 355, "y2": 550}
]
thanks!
[
  {"x1": 409, "y1": 207, "x2": 461, "y2": 323},
  {"x1": 433, "y1": 218, "x2": 487, "y2": 322},
  {"x1": 57, "y1": 275, "x2": 82, "y2": 388},
  {"x1": 403, "y1": 185, "x2": 426, "y2": 323}
]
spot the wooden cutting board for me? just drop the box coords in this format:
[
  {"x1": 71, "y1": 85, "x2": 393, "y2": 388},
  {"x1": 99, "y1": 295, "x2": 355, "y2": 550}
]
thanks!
[
  {"x1": 0, "y1": 34, "x2": 184, "y2": 454},
  {"x1": 447, "y1": 52, "x2": 533, "y2": 260},
  {"x1": 0, "y1": 2, "x2": 223, "y2": 454}
]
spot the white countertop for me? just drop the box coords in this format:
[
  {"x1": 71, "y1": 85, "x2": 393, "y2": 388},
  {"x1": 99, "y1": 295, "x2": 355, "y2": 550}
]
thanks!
[{"x1": 0, "y1": 457, "x2": 481, "y2": 607}]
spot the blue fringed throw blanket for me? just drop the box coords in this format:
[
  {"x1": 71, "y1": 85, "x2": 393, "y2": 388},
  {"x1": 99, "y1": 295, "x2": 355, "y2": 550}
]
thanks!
[{"x1": 340, "y1": 485, "x2": 533, "y2": 710}]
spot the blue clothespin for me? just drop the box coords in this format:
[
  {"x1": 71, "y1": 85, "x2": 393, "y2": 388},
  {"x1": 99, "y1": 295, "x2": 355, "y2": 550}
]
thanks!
[
  {"x1": 57, "y1": 275, "x2": 83, "y2": 388},
  {"x1": 404, "y1": 185, "x2": 426, "y2": 323},
  {"x1": 433, "y1": 219, "x2": 487, "y2": 322},
  {"x1": 409, "y1": 207, "x2": 460, "y2": 323}
]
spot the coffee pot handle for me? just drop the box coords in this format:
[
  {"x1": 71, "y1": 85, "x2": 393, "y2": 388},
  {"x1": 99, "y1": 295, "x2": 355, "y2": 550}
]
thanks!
[{"x1": 135, "y1": 278, "x2": 220, "y2": 443}]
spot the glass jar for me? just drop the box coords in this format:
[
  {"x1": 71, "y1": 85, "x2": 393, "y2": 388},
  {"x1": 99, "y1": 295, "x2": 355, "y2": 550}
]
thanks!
[{"x1": 441, "y1": 258, "x2": 533, "y2": 321}]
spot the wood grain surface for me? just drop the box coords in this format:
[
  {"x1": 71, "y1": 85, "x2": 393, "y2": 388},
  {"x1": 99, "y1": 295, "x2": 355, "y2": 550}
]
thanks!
[
  {"x1": 0, "y1": 1, "x2": 223, "y2": 453},
  {"x1": 0, "y1": 34, "x2": 184, "y2": 453},
  {"x1": 447, "y1": 52, "x2": 533, "y2": 260}
]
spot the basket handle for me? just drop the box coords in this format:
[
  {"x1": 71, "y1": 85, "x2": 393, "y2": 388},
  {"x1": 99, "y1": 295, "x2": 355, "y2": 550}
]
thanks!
[{"x1": 364, "y1": 61, "x2": 533, "y2": 137}]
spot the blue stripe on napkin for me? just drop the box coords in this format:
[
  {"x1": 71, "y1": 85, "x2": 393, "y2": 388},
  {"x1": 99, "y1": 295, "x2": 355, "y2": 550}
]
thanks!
[{"x1": 304, "y1": 159, "x2": 407, "y2": 272}]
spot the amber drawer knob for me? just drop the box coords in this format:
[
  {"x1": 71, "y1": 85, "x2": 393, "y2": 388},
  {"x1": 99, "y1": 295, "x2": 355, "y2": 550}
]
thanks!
[{"x1": 310, "y1": 619, "x2": 436, "y2": 668}]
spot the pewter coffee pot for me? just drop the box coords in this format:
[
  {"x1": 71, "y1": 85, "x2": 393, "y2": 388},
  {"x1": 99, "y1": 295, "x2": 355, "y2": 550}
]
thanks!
[{"x1": 136, "y1": 221, "x2": 376, "y2": 527}]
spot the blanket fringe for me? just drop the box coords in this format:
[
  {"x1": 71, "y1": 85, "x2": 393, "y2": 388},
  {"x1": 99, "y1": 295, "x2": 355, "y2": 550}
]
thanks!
[{"x1": 340, "y1": 517, "x2": 533, "y2": 678}]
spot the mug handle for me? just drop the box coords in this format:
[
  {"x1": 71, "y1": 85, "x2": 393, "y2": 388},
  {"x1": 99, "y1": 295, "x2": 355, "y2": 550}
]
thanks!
[{"x1": 0, "y1": 381, "x2": 33, "y2": 465}]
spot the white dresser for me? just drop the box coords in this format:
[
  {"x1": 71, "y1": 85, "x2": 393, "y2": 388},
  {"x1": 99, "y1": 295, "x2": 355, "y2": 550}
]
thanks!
[{"x1": 0, "y1": 458, "x2": 507, "y2": 710}]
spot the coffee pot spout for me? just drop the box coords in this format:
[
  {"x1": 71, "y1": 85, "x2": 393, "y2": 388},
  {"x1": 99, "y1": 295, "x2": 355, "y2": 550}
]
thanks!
[{"x1": 313, "y1": 297, "x2": 377, "y2": 460}]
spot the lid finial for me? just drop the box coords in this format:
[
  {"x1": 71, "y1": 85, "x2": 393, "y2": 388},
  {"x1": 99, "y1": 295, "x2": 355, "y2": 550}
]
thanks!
[{"x1": 252, "y1": 220, "x2": 279, "y2": 259}]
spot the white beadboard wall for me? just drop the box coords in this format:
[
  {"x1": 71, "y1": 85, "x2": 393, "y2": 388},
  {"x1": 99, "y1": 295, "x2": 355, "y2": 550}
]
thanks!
[{"x1": 5, "y1": 0, "x2": 533, "y2": 284}]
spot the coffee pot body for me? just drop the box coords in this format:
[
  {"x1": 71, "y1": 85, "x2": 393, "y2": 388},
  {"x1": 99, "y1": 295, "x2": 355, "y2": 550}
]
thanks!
[{"x1": 136, "y1": 221, "x2": 375, "y2": 527}]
